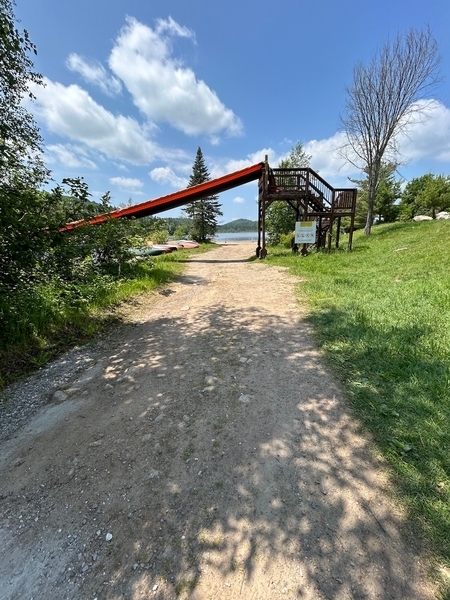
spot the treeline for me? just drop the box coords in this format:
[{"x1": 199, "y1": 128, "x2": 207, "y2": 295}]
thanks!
[
  {"x1": 154, "y1": 217, "x2": 192, "y2": 236},
  {"x1": 217, "y1": 219, "x2": 258, "y2": 232},
  {"x1": 148, "y1": 217, "x2": 259, "y2": 236},
  {"x1": 350, "y1": 166, "x2": 450, "y2": 229}
]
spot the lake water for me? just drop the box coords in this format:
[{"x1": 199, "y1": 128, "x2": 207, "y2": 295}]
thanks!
[{"x1": 214, "y1": 231, "x2": 259, "y2": 241}]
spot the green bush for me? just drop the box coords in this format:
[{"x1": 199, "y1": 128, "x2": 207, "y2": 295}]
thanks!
[{"x1": 280, "y1": 232, "x2": 294, "y2": 248}]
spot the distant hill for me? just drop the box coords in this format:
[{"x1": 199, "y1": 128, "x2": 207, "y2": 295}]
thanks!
[{"x1": 218, "y1": 219, "x2": 258, "y2": 233}]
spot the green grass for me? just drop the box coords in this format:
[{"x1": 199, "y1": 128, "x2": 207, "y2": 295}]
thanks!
[
  {"x1": 0, "y1": 244, "x2": 215, "y2": 390},
  {"x1": 266, "y1": 221, "x2": 450, "y2": 593}
]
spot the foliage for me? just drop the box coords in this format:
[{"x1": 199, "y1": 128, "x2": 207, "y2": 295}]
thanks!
[
  {"x1": 183, "y1": 147, "x2": 223, "y2": 242},
  {"x1": 151, "y1": 229, "x2": 169, "y2": 244},
  {"x1": 349, "y1": 162, "x2": 402, "y2": 229},
  {"x1": 399, "y1": 174, "x2": 450, "y2": 220},
  {"x1": 266, "y1": 142, "x2": 311, "y2": 244},
  {"x1": 266, "y1": 220, "x2": 450, "y2": 593},
  {"x1": 0, "y1": 241, "x2": 212, "y2": 388},
  {"x1": 279, "y1": 232, "x2": 294, "y2": 248},
  {"x1": 0, "y1": 187, "x2": 55, "y2": 290},
  {"x1": 340, "y1": 27, "x2": 440, "y2": 235},
  {"x1": 173, "y1": 223, "x2": 191, "y2": 240},
  {"x1": 0, "y1": 0, "x2": 47, "y2": 187},
  {"x1": 399, "y1": 174, "x2": 435, "y2": 220},
  {"x1": 141, "y1": 217, "x2": 169, "y2": 243},
  {"x1": 0, "y1": 175, "x2": 148, "y2": 352},
  {"x1": 266, "y1": 202, "x2": 296, "y2": 245},
  {"x1": 0, "y1": 1, "x2": 177, "y2": 387},
  {"x1": 0, "y1": 0, "x2": 51, "y2": 290},
  {"x1": 160, "y1": 216, "x2": 192, "y2": 236},
  {"x1": 414, "y1": 175, "x2": 450, "y2": 218}
]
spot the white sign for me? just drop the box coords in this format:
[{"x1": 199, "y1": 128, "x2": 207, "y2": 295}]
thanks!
[{"x1": 295, "y1": 220, "x2": 317, "y2": 244}]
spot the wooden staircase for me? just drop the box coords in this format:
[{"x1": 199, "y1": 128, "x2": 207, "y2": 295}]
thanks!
[{"x1": 257, "y1": 162, "x2": 357, "y2": 257}]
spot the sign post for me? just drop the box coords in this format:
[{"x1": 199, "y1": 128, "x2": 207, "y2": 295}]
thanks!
[{"x1": 295, "y1": 221, "x2": 317, "y2": 244}]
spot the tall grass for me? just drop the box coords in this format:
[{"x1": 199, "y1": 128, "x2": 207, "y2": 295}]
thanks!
[{"x1": 267, "y1": 221, "x2": 450, "y2": 591}]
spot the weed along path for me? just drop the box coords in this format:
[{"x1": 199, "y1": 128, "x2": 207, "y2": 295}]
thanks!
[{"x1": 0, "y1": 242, "x2": 434, "y2": 599}]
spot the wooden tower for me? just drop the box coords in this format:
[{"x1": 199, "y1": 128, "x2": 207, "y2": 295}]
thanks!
[{"x1": 256, "y1": 157, "x2": 357, "y2": 258}]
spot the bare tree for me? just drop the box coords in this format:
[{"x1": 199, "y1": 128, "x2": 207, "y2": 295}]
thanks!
[{"x1": 340, "y1": 28, "x2": 440, "y2": 235}]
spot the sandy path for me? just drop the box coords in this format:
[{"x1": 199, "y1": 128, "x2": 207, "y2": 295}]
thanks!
[{"x1": 0, "y1": 242, "x2": 433, "y2": 599}]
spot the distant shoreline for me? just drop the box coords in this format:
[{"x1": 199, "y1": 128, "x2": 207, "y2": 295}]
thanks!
[{"x1": 214, "y1": 231, "x2": 260, "y2": 242}]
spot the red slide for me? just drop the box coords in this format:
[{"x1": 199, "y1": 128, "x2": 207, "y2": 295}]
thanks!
[{"x1": 61, "y1": 162, "x2": 264, "y2": 232}]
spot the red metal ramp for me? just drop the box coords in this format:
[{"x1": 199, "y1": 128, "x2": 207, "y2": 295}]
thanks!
[{"x1": 62, "y1": 162, "x2": 264, "y2": 231}]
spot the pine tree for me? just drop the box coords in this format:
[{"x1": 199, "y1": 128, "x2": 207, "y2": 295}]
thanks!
[{"x1": 183, "y1": 147, "x2": 223, "y2": 242}]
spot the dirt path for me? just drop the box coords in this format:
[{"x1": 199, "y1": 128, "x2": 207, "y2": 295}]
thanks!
[{"x1": 0, "y1": 242, "x2": 434, "y2": 599}]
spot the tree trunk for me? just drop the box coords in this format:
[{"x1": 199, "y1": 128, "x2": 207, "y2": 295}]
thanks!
[{"x1": 365, "y1": 179, "x2": 376, "y2": 236}]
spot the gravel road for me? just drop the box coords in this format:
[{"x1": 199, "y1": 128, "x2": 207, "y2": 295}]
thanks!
[{"x1": 0, "y1": 242, "x2": 434, "y2": 599}]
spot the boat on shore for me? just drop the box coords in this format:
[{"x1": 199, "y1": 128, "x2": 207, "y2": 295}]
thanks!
[
  {"x1": 171, "y1": 240, "x2": 200, "y2": 249},
  {"x1": 151, "y1": 245, "x2": 174, "y2": 253},
  {"x1": 129, "y1": 240, "x2": 199, "y2": 257},
  {"x1": 129, "y1": 247, "x2": 165, "y2": 257}
]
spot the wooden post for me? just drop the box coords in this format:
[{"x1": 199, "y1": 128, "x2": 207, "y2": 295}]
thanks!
[
  {"x1": 327, "y1": 217, "x2": 333, "y2": 252},
  {"x1": 348, "y1": 189, "x2": 357, "y2": 251},
  {"x1": 257, "y1": 195, "x2": 262, "y2": 257},
  {"x1": 336, "y1": 216, "x2": 341, "y2": 248},
  {"x1": 348, "y1": 211, "x2": 355, "y2": 251},
  {"x1": 259, "y1": 156, "x2": 269, "y2": 259}
]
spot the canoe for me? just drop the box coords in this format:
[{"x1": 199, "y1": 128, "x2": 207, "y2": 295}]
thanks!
[
  {"x1": 129, "y1": 247, "x2": 165, "y2": 256},
  {"x1": 151, "y1": 246, "x2": 172, "y2": 253},
  {"x1": 172, "y1": 240, "x2": 200, "y2": 249},
  {"x1": 159, "y1": 244, "x2": 179, "y2": 251}
]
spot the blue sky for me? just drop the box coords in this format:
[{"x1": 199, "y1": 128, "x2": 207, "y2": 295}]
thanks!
[{"x1": 14, "y1": 0, "x2": 450, "y2": 223}]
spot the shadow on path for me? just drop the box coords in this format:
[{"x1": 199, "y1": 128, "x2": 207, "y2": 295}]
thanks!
[{"x1": 0, "y1": 256, "x2": 432, "y2": 599}]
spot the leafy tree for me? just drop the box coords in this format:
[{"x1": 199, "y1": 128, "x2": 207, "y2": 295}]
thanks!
[
  {"x1": 173, "y1": 223, "x2": 191, "y2": 240},
  {"x1": 399, "y1": 174, "x2": 450, "y2": 219},
  {"x1": 48, "y1": 184, "x2": 147, "y2": 279},
  {"x1": 266, "y1": 142, "x2": 311, "y2": 244},
  {"x1": 349, "y1": 162, "x2": 402, "y2": 228},
  {"x1": 340, "y1": 28, "x2": 440, "y2": 235},
  {"x1": 183, "y1": 147, "x2": 223, "y2": 242},
  {"x1": 415, "y1": 175, "x2": 450, "y2": 218},
  {"x1": 0, "y1": 0, "x2": 53, "y2": 291},
  {"x1": 156, "y1": 216, "x2": 191, "y2": 236},
  {"x1": 399, "y1": 174, "x2": 434, "y2": 220},
  {"x1": 0, "y1": 0, "x2": 47, "y2": 185},
  {"x1": 140, "y1": 217, "x2": 169, "y2": 243}
]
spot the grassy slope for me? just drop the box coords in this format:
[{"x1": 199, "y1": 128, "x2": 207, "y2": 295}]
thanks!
[{"x1": 267, "y1": 221, "x2": 450, "y2": 590}]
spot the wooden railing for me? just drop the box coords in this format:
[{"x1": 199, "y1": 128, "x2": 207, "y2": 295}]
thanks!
[
  {"x1": 270, "y1": 168, "x2": 333, "y2": 210},
  {"x1": 268, "y1": 168, "x2": 356, "y2": 214},
  {"x1": 333, "y1": 189, "x2": 357, "y2": 213}
]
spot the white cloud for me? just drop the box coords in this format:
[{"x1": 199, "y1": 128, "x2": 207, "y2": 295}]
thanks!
[
  {"x1": 113, "y1": 163, "x2": 129, "y2": 172},
  {"x1": 46, "y1": 143, "x2": 97, "y2": 169},
  {"x1": 206, "y1": 149, "x2": 278, "y2": 181},
  {"x1": 149, "y1": 166, "x2": 188, "y2": 189},
  {"x1": 147, "y1": 99, "x2": 450, "y2": 196},
  {"x1": 30, "y1": 78, "x2": 164, "y2": 165},
  {"x1": 233, "y1": 196, "x2": 245, "y2": 204},
  {"x1": 66, "y1": 53, "x2": 122, "y2": 96},
  {"x1": 109, "y1": 176, "x2": 144, "y2": 192},
  {"x1": 304, "y1": 132, "x2": 356, "y2": 180},
  {"x1": 109, "y1": 16, "x2": 243, "y2": 138},
  {"x1": 396, "y1": 100, "x2": 450, "y2": 163},
  {"x1": 302, "y1": 100, "x2": 450, "y2": 183}
]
